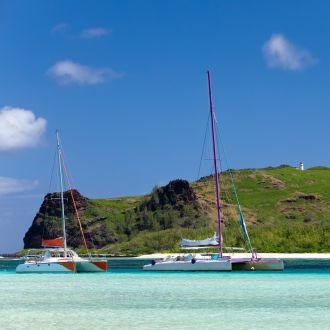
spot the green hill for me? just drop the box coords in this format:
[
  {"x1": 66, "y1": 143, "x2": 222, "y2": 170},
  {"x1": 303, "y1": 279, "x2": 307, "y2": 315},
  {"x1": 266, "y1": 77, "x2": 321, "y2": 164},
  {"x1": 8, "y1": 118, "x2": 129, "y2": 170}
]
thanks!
[{"x1": 23, "y1": 166, "x2": 330, "y2": 254}]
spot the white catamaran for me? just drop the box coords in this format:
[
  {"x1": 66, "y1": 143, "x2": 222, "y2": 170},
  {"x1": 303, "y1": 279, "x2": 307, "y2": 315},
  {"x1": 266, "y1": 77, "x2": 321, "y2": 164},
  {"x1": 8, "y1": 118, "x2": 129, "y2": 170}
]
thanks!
[
  {"x1": 16, "y1": 131, "x2": 108, "y2": 273},
  {"x1": 144, "y1": 71, "x2": 283, "y2": 271}
]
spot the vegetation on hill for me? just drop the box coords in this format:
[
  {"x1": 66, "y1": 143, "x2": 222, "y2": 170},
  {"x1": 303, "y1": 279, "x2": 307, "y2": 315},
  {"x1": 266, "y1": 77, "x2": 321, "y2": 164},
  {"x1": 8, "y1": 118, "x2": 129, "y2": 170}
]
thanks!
[{"x1": 23, "y1": 166, "x2": 330, "y2": 254}]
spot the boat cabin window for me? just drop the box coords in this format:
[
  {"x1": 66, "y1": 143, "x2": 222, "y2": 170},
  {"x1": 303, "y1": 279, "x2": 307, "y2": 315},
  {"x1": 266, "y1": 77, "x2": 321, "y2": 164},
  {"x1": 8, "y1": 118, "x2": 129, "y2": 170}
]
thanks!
[
  {"x1": 44, "y1": 250, "x2": 76, "y2": 258},
  {"x1": 43, "y1": 251, "x2": 51, "y2": 259}
]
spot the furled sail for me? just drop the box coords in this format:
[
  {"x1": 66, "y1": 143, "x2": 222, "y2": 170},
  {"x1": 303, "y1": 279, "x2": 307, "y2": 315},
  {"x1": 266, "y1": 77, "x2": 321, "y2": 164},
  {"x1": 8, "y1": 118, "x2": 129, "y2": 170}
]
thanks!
[
  {"x1": 41, "y1": 237, "x2": 64, "y2": 247},
  {"x1": 181, "y1": 232, "x2": 219, "y2": 248}
]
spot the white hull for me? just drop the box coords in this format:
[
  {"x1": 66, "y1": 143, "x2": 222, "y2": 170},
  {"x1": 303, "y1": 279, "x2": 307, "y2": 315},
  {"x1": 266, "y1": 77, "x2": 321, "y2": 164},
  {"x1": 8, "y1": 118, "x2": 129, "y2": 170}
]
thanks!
[
  {"x1": 16, "y1": 249, "x2": 108, "y2": 273},
  {"x1": 143, "y1": 259, "x2": 232, "y2": 271},
  {"x1": 16, "y1": 260, "x2": 108, "y2": 273},
  {"x1": 231, "y1": 258, "x2": 284, "y2": 271},
  {"x1": 16, "y1": 262, "x2": 75, "y2": 273}
]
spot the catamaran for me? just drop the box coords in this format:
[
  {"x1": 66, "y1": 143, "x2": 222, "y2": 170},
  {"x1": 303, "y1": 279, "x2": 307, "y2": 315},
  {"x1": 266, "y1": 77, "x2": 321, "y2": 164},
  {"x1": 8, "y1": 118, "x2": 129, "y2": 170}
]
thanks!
[
  {"x1": 16, "y1": 131, "x2": 108, "y2": 273},
  {"x1": 144, "y1": 71, "x2": 283, "y2": 271},
  {"x1": 144, "y1": 71, "x2": 234, "y2": 271}
]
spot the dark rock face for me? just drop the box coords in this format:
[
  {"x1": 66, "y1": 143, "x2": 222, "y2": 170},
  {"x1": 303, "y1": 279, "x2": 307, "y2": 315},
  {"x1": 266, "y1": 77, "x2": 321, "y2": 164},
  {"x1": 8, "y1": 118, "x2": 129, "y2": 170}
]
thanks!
[
  {"x1": 23, "y1": 180, "x2": 202, "y2": 250},
  {"x1": 134, "y1": 179, "x2": 204, "y2": 232},
  {"x1": 161, "y1": 179, "x2": 197, "y2": 205},
  {"x1": 142, "y1": 179, "x2": 198, "y2": 211},
  {"x1": 23, "y1": 190, "x2": 89, "y2": 249}
]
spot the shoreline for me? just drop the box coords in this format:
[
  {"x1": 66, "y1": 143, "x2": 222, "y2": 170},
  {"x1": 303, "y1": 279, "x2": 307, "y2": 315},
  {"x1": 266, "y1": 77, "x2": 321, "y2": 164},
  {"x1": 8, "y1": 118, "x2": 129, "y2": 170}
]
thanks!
[
  {"x1": 2, "y1": 252, "x2": 330, "y2": 261},
  {"x1": 136, "y1": 253, "x2": 330, "y2": 260}
]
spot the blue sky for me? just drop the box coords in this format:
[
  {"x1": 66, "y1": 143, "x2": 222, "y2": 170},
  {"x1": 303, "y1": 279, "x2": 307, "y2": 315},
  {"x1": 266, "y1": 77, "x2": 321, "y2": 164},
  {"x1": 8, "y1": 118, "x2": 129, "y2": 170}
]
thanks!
[{"x1": 0, "y1": 0, "x2": 329, "y2": 252}]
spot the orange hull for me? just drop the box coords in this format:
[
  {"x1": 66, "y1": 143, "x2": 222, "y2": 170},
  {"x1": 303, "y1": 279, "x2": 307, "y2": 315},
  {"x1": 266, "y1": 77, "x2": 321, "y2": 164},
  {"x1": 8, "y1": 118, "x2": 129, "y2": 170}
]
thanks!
[
  {"x1": 58, "y1": 261, "x2": 76, "y2": 272},
  {"x1": 91, "y1": 261, "x2": 108, "y2": 271}
]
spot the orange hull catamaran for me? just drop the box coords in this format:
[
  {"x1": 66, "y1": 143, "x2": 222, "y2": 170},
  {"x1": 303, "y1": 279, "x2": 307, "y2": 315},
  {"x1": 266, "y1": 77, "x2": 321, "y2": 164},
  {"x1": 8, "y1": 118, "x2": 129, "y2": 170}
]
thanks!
[{"x1": 16, "y1": 131, "x2": 107, "y2": 273}]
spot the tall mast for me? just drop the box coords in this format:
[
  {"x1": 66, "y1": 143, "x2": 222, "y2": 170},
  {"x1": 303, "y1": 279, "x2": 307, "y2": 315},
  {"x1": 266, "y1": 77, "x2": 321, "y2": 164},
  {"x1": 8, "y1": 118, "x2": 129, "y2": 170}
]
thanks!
[
  {"x1": 207, "y1": 70, "x2": 223, "y2": 258},
  {"x1": 56, "y1": 130, "x2": 68, "y2": 257}
]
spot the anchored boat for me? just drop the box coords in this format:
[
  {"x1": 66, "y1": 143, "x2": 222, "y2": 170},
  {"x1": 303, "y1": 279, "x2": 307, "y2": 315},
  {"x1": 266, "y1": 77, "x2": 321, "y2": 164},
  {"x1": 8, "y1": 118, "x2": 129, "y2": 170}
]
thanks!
[
  {"x1": 144, "y1": 71, "x2": 233, "y2": 272},
  {"x1": 143, "y1": 234, "x2": 231, "y2": 271},
  {"x1": 16, "y1": 131, "x2": 107, "y2": 273},
  {"x1": 144, "y1": 71, "x2": 283, "y2": 272},
  {"x1": 16, "y1": 248, "x2": 107, "y2": 273},
  {"x1": 143, "y1": 254, "x2": 231, "y2": 271}
]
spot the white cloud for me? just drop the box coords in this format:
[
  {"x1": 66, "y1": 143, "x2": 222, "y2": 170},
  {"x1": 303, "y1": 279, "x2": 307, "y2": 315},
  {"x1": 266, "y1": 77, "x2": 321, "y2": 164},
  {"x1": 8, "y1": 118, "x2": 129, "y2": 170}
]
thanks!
[
  {"x1": 262, "y1": 34, "x2": 316, "y2": 71},
  {"x1": 81, "y1": 27, "x2": 111, "y2": 39},
  {"x1": 47, "y1": 60, "x2": 123, "y2": 85},
  {"x1": 0, "y1": 107, "x2": 47, "y2": 151},
  {"x1": 51, "y1": 22, "x2": 69, "y2": 34},
  {"x1": 0, "y1": 177, "x2": 39, "y2": 196}
]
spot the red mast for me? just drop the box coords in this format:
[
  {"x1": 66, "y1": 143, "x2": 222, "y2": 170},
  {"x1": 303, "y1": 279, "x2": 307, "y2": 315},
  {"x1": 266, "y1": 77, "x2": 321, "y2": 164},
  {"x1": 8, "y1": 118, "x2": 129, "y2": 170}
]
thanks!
[{"x1": 207, "y1": 70, "x2": 223, "y2": 258}]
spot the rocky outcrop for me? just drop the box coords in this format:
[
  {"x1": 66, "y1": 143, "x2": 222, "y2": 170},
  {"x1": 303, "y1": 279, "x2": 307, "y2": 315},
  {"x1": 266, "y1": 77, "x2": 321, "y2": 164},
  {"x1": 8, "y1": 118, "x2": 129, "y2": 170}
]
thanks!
[
  {"x1": 141, "y1": 179, "x2": 199, "y2": 211},
  {"x1": 23, "y1": 190, "x2": 89, "y2": 249}
]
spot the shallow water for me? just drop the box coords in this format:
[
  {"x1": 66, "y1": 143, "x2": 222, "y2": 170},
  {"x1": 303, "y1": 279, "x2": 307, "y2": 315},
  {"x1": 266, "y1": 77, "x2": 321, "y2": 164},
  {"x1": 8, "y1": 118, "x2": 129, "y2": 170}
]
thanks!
[{"x1": 0, "y1": 267, "x2": 329, "y2": 330}]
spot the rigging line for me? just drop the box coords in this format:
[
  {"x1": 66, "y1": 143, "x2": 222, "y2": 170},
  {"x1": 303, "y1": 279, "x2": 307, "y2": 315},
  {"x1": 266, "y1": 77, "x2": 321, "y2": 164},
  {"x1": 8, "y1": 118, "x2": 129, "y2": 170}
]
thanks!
[
  {"x1": 215, "y1": 122, "x2": 253, "y2": 253},
  {"x1": 212, "y1": 123, "x2": 232, "y2": 225},
  {"x1": 48, "y1": 149, "x2": 57, "y2": 194},
  {"x1": 64, "y1": 168, "x2": 96, "y2": 253},
  {"x1": 219, "y1": 174, "x2": 244, "y2": 239},
  {"x1": 84, "y1": 223, "x2": 97, "y2": 251},
  {"x1": 60, "y1": 153, "x2": 90, "y2": 257},
  {"x1": 215, "y1": 130, "x2": 235, "y2": 207},
  {"x1": 61, "y1": 146, "x2": 76, "y2": 188},
  {"x1": 61, "y1": 147, "x2": 96, "y2": 251},
  {"x1": 43, "y1": 147, "x2": 58, "y2": 242},
  {"x1": 196, "y1": 112, "x2": 211, "y2": 181},
  {"x1": 61, "y1": 147, "x2": 84, "y2": 244},
  {"x1": 219, "y1": 174, "x2": 232, "y2": 206}
]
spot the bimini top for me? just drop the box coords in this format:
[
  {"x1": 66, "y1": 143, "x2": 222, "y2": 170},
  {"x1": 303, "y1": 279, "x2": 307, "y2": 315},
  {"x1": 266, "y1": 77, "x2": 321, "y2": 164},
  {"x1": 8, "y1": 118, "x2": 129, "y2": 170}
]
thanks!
[
  {"x1": 41, "y1": 237, "x2": 64, "y2": 247},
  {"x1": 181, "y1": 232, "x2": 219, "y2": 249}
]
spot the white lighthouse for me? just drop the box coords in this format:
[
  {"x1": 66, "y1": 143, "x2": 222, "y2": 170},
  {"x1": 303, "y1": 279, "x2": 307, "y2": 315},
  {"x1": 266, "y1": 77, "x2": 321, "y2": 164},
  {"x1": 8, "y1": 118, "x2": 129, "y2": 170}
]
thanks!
[{"x1": 299, "y1": 161, "x2": 304, "y2": 171}]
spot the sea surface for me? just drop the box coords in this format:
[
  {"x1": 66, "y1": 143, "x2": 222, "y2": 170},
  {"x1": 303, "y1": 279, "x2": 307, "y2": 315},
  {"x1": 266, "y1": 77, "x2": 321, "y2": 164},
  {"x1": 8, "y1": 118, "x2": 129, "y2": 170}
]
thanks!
[{"x1": 0, "y1": 260, "x2": 329, "y2": 330}]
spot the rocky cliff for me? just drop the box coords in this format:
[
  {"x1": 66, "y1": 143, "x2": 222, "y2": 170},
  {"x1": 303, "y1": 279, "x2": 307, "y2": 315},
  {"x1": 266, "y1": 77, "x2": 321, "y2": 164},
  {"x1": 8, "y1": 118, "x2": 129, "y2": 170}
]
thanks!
[{"x1": 23, "y1": 190, "x2": 90, "y2": 249}]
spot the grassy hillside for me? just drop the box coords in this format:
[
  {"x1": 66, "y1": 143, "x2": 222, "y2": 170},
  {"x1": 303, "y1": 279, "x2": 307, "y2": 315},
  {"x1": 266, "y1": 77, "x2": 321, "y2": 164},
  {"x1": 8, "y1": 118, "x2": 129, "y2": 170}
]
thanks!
[
  {"x1": 193, "y1": 166, "x2": 330, "y2": 253},
  {"x1": 23, "y1": 166, "x2": 330, "y2": 254}
]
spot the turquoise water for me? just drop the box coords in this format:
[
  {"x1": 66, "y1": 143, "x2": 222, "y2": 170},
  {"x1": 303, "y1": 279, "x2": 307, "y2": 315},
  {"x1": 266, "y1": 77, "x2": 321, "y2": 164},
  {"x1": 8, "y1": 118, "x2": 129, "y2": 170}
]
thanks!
[{"x1": 0, "y1": 267, "x2": 330, "y2": 329}]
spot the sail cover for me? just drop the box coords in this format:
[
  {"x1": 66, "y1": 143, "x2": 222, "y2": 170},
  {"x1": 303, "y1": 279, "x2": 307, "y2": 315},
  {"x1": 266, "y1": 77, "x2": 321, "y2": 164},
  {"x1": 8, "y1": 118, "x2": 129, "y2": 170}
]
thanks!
[
  {"x1": 42, "y1": 237, "x2": 64, "y2": 247},
  {"x1": 181, "y1": 233, "x2": 219, "y2": 248}
]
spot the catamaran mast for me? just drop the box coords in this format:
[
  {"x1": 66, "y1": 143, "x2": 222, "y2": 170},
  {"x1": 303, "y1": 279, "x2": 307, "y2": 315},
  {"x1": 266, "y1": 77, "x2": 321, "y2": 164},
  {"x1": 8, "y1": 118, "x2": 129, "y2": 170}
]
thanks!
[
  {"x1": 207, "y1": 70, "x2": 223, "y2": 258},
  {"x1": 56, "y1": 130, "x2": 68, "y2": 257}
]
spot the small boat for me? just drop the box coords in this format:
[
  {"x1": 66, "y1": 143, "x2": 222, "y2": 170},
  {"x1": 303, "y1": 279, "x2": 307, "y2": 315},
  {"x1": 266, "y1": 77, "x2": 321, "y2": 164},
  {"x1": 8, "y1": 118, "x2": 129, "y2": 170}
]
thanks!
[
  {"x1": 181, "y1": 232, "x2": 219, "y2": 248},
  {"x1": 16, "y1": 131, "x2": 107, "y2": 273}
]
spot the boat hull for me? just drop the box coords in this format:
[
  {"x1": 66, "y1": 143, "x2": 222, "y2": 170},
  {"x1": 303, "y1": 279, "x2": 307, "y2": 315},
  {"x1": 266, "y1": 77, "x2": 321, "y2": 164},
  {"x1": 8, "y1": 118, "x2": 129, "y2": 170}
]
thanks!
[
  {"x1": 143, "y1": 259, "x2": 232, "y2": 271},
  {"x1": 16, "y1": 261, "x2": 76, "y2": 273},
  {"x1": 231, "y1": 258, "x2": 284, "y2": 271},
  {"x1": 16, "y1": 259, "x2": 108, "y2": 273},
  {"x1": 76, "y1": 260, "x2": 108, "y2": 272}
]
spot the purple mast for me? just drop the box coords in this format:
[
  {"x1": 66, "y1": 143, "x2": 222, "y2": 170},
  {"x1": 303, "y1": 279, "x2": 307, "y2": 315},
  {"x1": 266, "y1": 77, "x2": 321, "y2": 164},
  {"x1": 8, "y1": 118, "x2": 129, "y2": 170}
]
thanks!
[{"x1": 207, "y1": 70, "x2": 223, "y2": 258}]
